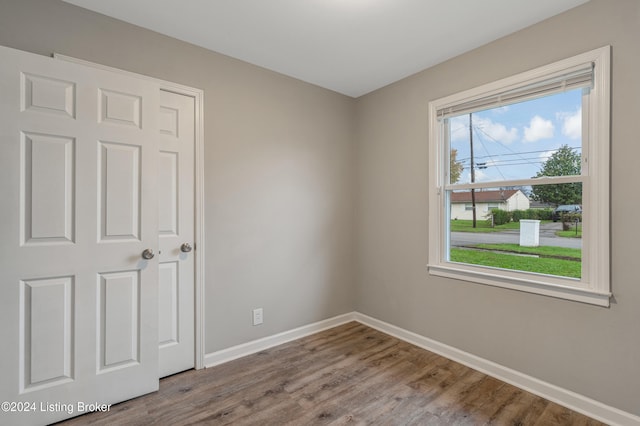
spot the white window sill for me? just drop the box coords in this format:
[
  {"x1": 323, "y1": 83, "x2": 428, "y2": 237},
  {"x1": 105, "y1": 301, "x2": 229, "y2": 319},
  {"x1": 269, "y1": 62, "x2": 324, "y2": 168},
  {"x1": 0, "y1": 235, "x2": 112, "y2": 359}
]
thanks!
[{"x1": 428, "y1": 263, "x2": 611, "y2": 307}]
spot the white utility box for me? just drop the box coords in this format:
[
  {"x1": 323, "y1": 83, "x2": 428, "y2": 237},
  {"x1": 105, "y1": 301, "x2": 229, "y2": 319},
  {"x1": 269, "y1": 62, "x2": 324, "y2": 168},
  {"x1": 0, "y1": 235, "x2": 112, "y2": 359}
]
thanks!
[{"x1": 519, "y1": 219, "x2": 540, "y2": 247}]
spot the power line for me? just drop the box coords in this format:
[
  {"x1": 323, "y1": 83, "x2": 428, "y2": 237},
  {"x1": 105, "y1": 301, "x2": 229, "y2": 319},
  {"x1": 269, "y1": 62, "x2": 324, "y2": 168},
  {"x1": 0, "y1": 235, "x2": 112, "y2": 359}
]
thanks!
[
  {"x1": 457, "y1": 146, "x2": 581, "y2": 163},
  {"x1": 451, "y1": 119, "x2": 582, "y2": 179},
  {"x1": 472, "y1": 124, "x2": 507, "y2": 180},
  {"x1": 458, "y1": 155, "x2": 555, "y2": 165}
]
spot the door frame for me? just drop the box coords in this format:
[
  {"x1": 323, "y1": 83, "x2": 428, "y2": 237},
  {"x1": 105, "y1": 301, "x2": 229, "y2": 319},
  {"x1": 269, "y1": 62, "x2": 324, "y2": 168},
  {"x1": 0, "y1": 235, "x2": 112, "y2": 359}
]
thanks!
[{"x1": 54, "y1": 53, "x2": 206, "y2": 371}]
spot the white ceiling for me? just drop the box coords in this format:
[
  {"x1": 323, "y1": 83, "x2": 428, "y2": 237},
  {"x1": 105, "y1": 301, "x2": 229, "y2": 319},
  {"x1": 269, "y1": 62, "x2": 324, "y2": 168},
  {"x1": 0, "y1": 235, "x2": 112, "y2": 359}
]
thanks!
[{"x1": 62, "y1": 0, "x2": 589, "y2": 98}]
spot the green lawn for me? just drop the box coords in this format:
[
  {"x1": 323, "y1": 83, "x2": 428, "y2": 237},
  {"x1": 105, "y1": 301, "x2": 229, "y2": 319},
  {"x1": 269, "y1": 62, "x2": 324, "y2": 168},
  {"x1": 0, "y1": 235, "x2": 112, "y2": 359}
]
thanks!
[
  {"x1": 450, "y1": 219, "x2": 523, "y2": 233},
  {"x1": 451, "y1": 219, "x2": 583, "y2": 239},
  {"x1": 556, "y1": 224, "x2": 582, "y2": 238},
  {"x1": 450, "y1": 244, "x2": 581, "y2": 278},
  {"x1": 471, "y1": 243, "x2": 581, "y2": 260}
]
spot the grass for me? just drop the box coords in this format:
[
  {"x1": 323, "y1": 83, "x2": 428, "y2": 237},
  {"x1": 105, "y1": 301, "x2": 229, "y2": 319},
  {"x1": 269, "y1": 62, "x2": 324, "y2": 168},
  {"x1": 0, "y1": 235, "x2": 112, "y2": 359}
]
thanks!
[
  {"x1": 556, "y1": 224, "x2": 582, "y2": 238},
  {"x1": 451, "y1": 219, "x2": 583, "y2": 239},
  {"x1": 471, "y1": 243, "x2": 581, "y2": 260},
  {"x1": 449, "y1": 219, "x2": 523, "y2": 233},
  {"x1": 450, "y1": 245, "x2": 581, "y2": 278}
]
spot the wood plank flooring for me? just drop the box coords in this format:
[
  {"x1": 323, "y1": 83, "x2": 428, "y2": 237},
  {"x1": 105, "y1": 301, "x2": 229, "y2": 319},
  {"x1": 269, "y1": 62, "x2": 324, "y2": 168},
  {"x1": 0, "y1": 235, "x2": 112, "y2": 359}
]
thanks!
[{"x1": 57, "y1": 322, "x2": 604, "y2": 425}]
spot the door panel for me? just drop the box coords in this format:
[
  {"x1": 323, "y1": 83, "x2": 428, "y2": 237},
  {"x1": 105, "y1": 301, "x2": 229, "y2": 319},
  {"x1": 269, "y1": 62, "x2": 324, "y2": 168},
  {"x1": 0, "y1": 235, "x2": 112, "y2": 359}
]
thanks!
[
  {"x1": 98, "y1": 141, "x2": 141, "y2": 240},
  {"x1": 20, "y1": 276, "x2": 74, "y2": 391},
  {"x1": 99, "y1": 89, "x2": 141, "y2": 128},
  {"x1": 158, "y1": 261, "x2": 179, "y2": 347},
  {"x1": 0, "y1": 45, "x2": 160, "y2": 425},
  {"x1": 22, "y1": 72, "x2": 76, "y2": 118},
  {"x1": 98, "y1": 270, "x2": 140, "y2": 370},
  {"x1": 158, "y1": 151, "x2": 179, "y2": 236},
  {"x1": 21, "y1": 132, "x2": 75, "y2": 244},
  {"x1": 158, "y1": 90, "x2": 195, "y2": 378}
]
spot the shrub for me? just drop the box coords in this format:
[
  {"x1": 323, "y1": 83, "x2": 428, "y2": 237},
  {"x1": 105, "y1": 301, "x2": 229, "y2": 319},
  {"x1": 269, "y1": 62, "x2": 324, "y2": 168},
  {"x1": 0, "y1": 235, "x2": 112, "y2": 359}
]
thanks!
[
  {"x1": 511, "y1": 210, "x2": 525, "y2": 222},
  {"x1": 512, "y1": 209, "x2": 538, "y2": 222},
  {"x1": 535, "y1": 209, "x2": 553, "y2": 221},
  {"x1": 559, "y1": 212, "x2": 582, "y2": 230},
  {"x1": 489, "y1": 208, "x2": 511, "y2": 226},
  {"x1": 510, "y1": 208, "x2": 553, "y2": 221}
]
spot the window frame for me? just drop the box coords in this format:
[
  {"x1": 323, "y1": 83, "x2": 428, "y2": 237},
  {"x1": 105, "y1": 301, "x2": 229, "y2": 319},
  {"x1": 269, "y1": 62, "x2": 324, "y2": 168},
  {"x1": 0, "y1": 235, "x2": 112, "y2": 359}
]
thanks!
[{"x1": 427, "y1": 46, "x2": 611, "y2": 306}]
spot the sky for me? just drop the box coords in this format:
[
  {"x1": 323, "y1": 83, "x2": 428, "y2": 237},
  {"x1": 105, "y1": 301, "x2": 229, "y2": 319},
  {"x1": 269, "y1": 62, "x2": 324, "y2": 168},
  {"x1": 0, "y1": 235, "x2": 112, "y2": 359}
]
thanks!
[{"x1": 448, "y1": 88, "x2": 583, "y2": 185}]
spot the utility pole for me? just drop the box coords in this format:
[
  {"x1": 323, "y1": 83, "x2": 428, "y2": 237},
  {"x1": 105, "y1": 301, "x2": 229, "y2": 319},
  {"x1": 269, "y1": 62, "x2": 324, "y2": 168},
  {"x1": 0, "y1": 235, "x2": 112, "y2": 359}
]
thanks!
[{"x1": 469, "y1": 113, "x2": 477, "y2": 228}]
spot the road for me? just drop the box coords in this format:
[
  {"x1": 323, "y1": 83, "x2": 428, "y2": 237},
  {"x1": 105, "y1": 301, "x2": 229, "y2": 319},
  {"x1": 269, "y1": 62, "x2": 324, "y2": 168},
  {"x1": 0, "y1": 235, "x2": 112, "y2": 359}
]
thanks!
[{"x1": 450, "y1": 222, "x2": 582, "y2": 249}]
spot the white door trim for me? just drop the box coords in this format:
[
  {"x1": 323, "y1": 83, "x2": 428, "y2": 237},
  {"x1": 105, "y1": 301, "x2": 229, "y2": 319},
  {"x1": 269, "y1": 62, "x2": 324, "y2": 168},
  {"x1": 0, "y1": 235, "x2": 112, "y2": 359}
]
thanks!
[{"x1": 53, "y1": 53, "x2": 206, "y2": 370}]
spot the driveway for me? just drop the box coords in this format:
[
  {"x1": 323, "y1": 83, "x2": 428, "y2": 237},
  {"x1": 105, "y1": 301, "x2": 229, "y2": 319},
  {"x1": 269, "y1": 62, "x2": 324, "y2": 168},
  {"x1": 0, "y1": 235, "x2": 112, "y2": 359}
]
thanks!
[{"x1": 450, "y1": 222, "x2": 582, "y2": 249}]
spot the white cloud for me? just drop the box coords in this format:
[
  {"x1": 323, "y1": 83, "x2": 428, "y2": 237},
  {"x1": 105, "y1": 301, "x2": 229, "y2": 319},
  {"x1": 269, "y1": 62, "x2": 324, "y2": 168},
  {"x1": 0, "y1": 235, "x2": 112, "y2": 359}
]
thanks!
[
  {"x1": 461, "y1": 168, "x2": 488, "y2": 183},
  {"x1": 450, "y1": 115, "x2": 517, "y2": 145},
  {"x1": 560, "y1": 107, "x2": 582, "y2": 139},
  {"x1": 474, "y1": 116, "x2": 518, "y2": 144},
  {"x1": 524, "y1": 115, "x2": 554, "y2": 142},
  {"x1": 493, "y1": 106, "x2": 510, "y2": 115},
  {"x1": 540, "y1": 149, "x2": 556, "y2": 162}
]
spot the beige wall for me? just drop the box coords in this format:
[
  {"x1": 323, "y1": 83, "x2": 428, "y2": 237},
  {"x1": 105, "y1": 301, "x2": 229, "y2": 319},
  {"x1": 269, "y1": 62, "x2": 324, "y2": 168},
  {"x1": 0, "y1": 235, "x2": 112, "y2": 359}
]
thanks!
[
  {"x1": 0, "y1": 0, "x2": 356, "y2": 352},
  {"x1": 1, "y1": 0, "x2": 639, "y2": 418},
  {"x1": 355, "y1": 0, "x2": 640, "y2": 415}
]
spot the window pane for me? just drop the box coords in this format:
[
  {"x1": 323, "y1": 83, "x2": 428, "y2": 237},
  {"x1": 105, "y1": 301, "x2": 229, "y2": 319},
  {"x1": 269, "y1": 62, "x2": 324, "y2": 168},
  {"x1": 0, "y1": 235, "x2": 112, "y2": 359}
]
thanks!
[
  {"x1": 448, "y1": 89, "x2": 583, "y2": 185},
  {"x1": 448, "y1": 185, "x2": 582, "y2": 279}
]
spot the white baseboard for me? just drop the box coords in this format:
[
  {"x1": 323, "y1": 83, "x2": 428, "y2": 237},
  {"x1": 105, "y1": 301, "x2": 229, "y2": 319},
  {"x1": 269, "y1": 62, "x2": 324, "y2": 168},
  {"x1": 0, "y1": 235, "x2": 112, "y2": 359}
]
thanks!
[
  {"x1": 353, "y1": 312, "x2": 640, "y2": 426},
  {"x1": 204, "y1": 312, "x2": 357, "y2": 368},
  {"x1": 204, "y1": 311, "x2": 639, "y2": 426}
]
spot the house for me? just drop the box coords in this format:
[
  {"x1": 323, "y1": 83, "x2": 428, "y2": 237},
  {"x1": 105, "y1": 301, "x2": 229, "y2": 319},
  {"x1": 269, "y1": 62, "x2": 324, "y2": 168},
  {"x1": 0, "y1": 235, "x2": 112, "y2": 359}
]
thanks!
[
  {"x1": 450, "y1": 189, "x2": 530, "y2": 221},
  {"x1": 0, "y1": 1, "x2": 639, "y2": 425}
]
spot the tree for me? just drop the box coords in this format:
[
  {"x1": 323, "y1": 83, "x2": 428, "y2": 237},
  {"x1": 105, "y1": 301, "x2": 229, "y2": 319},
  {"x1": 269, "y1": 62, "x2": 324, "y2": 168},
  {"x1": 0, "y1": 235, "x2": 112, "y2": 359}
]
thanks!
[
  {"x1": 530, "y1": 145, "x2": 582, "y2": 205},
  {"x1": 450, "y1": 148, "x2": 464, "y2": 184}
]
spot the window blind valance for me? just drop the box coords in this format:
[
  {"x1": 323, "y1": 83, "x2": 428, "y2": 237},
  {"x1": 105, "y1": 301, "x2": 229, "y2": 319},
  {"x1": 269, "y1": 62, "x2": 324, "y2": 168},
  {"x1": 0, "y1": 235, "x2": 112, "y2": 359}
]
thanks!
[{"x1": 437, "y1": 63, "x2": 594, "y2": 119}]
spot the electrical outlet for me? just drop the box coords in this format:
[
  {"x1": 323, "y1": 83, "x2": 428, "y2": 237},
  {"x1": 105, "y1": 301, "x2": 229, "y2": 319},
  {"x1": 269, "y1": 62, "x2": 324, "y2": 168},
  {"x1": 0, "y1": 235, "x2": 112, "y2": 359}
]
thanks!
[{"x1": 252, "y1": 308, "x2": 263, "y2": 326}]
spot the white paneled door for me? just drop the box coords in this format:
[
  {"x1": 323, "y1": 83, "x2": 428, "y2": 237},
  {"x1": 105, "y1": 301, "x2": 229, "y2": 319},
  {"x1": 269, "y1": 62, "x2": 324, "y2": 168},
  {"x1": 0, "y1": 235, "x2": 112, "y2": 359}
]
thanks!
[
  {"x1": 0, "y1": 45, "x2": 196, "y2": 425},
  {"x1": 158, "y1": 90, "x2": 195, "y2": 378}
]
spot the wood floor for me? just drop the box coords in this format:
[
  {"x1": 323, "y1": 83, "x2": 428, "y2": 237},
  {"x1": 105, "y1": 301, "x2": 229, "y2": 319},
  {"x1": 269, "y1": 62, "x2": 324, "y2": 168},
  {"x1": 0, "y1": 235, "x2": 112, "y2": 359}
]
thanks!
[{"x1": 58, "y1": 322, "x2": 604, "y2": 425}]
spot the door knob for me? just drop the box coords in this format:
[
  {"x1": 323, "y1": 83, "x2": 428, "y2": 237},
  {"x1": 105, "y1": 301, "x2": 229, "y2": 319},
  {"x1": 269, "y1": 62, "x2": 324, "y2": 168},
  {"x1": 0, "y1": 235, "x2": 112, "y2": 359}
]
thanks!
[
  {"x1": 180, "y1": 243, "x2": 193, "y2": 253},
  {"x1": 141, "y1": 248, "x2": 155, "y2": 260}
]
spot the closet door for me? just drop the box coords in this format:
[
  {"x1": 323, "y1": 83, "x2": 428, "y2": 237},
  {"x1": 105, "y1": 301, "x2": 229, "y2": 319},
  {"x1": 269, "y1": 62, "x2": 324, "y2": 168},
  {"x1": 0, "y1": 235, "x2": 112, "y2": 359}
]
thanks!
[
  {"x1": 157, "y1": 89, "x2": 196, "y2": 377},
  {"x1": 0, "y1": 45, "x2": 160, "y2": 425}
]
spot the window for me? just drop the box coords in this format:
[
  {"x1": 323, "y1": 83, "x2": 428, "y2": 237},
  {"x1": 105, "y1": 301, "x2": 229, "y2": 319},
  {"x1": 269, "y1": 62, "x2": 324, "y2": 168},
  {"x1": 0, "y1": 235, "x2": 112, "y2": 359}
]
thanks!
[{"x1": 428, "y1": 47, "x2": 610, "y2": 306}]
